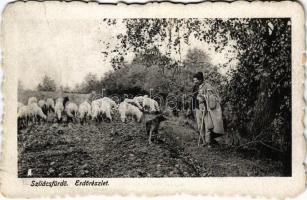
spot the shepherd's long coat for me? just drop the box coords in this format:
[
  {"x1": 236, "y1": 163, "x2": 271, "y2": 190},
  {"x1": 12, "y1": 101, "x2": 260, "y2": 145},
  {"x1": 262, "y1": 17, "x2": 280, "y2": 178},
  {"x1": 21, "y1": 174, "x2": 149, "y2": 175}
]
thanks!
[{"x1": 197, "y1": 82, "x2": 224, "y2": 135}]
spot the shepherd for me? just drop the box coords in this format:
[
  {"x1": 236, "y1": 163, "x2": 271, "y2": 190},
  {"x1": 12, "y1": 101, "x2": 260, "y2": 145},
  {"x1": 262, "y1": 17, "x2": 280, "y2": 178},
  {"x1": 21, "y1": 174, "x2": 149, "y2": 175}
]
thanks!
[{"x1": 193, "y1": 72, "x2": 224, "y2": 147}]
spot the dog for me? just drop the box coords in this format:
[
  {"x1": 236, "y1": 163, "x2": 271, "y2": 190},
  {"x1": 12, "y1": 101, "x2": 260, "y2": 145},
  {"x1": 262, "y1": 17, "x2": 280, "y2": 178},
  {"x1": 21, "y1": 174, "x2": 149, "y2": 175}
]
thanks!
[{"x1": 145, "y1": 114, "x2": 167, "y2": 144}]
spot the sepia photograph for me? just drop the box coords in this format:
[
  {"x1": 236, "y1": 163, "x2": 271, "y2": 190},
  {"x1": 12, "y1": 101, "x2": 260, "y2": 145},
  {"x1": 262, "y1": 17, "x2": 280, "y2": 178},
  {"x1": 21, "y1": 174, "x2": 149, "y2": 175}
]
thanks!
[
  {"x1": 1, "y1": 1, "x2": 305, "y2": 198},
  {"x1": 16, "y1": 16, "x2": 292, "y2": 177}
]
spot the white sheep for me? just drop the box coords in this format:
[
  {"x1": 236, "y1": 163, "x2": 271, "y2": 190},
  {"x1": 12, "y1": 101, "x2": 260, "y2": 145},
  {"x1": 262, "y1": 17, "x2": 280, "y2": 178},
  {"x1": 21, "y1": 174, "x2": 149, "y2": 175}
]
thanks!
[
  {"x1": 28, "y1": 103, "x2": 47, "y2": 123},
  {"x1": 18, "y1": 105, "x2": 29, "y2": 118},
  {"x1": 142, "y1": 95, "x2": 160, "y2": 113},
  {"x1": 18, "y1": 105, "x2": 31, "y2": 127},
  {"x1": 125, "y1": 98, "x2": 143, "y2": 110},
  {"x1": 102, "y1": 97, "x2": 117, "y2": 109},
  {"x1": 132, "y1": 96, "x2": 145, "y2": 109},
  {"x1": 55, "y1": 98, "x2": 64, "y2": 122},
  {"x1": 46, "y1": 98, "x2": 55, "y2": 114},
  {"x1": 91, "y1": 99, "x2": 112, "y2": 122},
  {"x1": 65, "y1": 102, "x2": 78, "y2": 123},
  {"x1": 38, "y1": 100, "x2": 45, "y2": 108},
  {"x1": 38, "y1": 100, "x2": 48, "y2": 115},
  {"x1": 79, "y1": 101, "x2": 91, "y2": 124},
  {"x1": 18, "y1": 102, "x2": 24, "y2": 113},
  {"x1": 118, "y1": 101, "x2": 143, "y2": 123},
  {"x1": 91, "y1": 100, "x2": 101, "y2": 122},
  {"x1": 100, "y1": 100, "x2": 113, "y2": 122},
  {"x1": 28, "y1": 97, "x2": 37, "y2": 105}
]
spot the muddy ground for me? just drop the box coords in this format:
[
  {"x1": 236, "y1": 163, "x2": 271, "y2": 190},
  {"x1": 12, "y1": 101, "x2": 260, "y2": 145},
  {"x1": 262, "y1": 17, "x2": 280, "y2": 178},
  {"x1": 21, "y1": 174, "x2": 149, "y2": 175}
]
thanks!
[{"x1": 18, "y1": 116, "x2": 284, "y2": 177}]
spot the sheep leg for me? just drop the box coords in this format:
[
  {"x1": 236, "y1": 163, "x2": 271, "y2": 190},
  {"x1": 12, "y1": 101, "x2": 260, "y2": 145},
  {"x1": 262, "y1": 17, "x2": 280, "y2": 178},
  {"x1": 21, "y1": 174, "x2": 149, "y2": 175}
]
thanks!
[
  {"x1": 25, "y1": 117, "x2": 28, "y2": 126},
  {"x1": 73, "y1": 111, "x2": 77, "y2": 123},
  {"x1": 81, "y1": 115, "x2": 84, "y2": 125},
  {"x1": 96, "y1": 114, "x2": 100, "y2": 123},
  {"x1": 146, "y1": 123, "x2": 150, "y2": 135},
  {"x1": 99, "y1": 114, "x2": 103, "y2": 123},
  {"x1": 138, "y1": 115, "x2": 142, "y2": 123},
  {"x1": 86, "y1": 113, "x2": 90, "y2": 123},
  {"x1": 86, "y1": 114, "x2": 90, "y2": 122},
  {"x1": 148, "y1": 126, "x2": 155, "y2": 145},
  {"x1": 80, "y1": 117, "x2": 84, "y2": 125},
  {"x1": 68, "y1": 116, "x2": 72, "y2": 123},
  {"x1": 82, "y1": 114, "x2": 86, "y2": 124},
  {"x1": 24, "y1": 118, "x2": 27, "y2": 128},
  {"x1": 105, "y1": 111, "x2": 112, "y2": 123},
  {"x1": 97, "y1": 113, "x2": 101, "y2": 122},
  {"x1": 120, "y1": 113, "x2": 126, "y2": 123}
]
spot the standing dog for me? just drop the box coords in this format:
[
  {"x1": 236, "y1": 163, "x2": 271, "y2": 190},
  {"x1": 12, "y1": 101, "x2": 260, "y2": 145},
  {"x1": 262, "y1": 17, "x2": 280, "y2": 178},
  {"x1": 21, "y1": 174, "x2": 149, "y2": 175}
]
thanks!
[{"x1": 145, "y1": 114, "x2": 167, "y2": 144}]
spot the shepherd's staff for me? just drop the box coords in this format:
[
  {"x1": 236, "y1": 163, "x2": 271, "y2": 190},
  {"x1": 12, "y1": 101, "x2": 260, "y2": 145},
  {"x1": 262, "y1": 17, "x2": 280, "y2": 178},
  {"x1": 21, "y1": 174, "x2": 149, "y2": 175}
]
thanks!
[
  {"x1": 197, "y1": 107, "x2": 206, "y2": 146},
  {"x1": 197, "y1": 91, "x2": 208, "y2": 146}
]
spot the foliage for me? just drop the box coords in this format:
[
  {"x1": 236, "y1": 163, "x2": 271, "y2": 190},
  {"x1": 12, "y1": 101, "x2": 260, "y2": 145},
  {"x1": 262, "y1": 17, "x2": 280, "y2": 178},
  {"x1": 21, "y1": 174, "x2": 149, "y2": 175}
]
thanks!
[
  {"x1": 37, "y1": 75, "x2": 57, "y2": 92},
  {"x1": 72, "y1": 73, "x2": 101, "y2": 94},
  {"x1": 61, "y1": 85, "x2": 72, "y2": 93},
  {"x1": 204, "y1": 18, "x2": 291, "y2": 174},
  {"x1": 211, "y1": 19, "x2": 291, "y2": 145}
]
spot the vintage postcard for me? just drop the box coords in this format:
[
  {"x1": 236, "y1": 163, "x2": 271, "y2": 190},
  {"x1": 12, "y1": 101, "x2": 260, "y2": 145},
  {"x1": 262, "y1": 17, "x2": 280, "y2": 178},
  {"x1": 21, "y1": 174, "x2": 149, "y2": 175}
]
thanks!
[{"x1": 0, "y1": 0, "x2": 305, "y2": 198}]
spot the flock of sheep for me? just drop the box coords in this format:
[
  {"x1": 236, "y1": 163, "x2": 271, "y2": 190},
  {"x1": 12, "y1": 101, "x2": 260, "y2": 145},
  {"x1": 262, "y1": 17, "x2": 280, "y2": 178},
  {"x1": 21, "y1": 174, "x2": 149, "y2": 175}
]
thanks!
[{"x1": 17, "y1": 95, "x2": 161, "y2": 128}]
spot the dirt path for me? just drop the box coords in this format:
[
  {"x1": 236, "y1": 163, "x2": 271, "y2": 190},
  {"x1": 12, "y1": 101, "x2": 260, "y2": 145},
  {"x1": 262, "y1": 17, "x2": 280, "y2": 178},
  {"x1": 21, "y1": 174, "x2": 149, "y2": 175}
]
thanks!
[{"x1": 18, "y1": 117, "x2": 284, "y2": 177}]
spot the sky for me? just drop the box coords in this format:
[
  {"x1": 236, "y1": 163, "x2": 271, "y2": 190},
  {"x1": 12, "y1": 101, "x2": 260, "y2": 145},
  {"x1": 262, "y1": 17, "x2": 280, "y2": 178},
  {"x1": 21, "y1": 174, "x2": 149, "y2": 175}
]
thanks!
[
  {"x1": 15, "y1": 18, "x2": 238, "y2": 90},
  {"x1": 16, "y1": 18, "x2": 114, "y2": 90}
]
